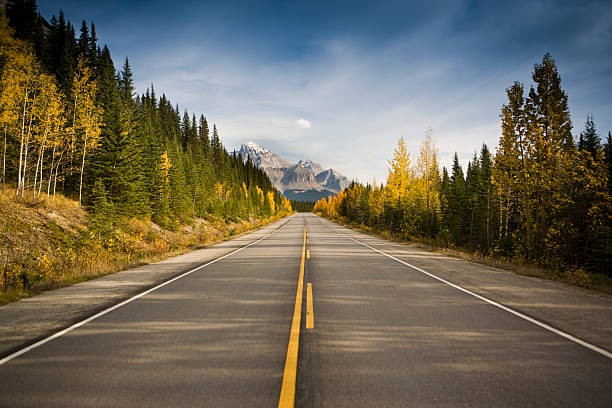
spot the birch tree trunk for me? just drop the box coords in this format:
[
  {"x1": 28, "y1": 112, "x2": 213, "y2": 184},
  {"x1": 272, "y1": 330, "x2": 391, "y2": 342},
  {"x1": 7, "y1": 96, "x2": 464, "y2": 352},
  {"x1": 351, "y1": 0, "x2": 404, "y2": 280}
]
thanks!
[
  {"x1": 17, "y1": 87, "x2": 28, "y2": 195},
  {"x1": 79, "y1": 130, "x2": 88, "y2": 206},
  {"x1": 47, "y1": 144, "x2": 56, "y2": 197},
  {"x1": 2, "y1": 126, "x2": 6, "y2": 195}
]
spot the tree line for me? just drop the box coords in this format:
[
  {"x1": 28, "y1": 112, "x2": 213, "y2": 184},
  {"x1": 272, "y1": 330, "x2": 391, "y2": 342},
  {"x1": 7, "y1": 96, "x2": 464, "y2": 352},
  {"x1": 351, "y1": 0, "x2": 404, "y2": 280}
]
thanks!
[
  {"x1": 0, "y1": 1, "x2": 291, "y2": 232},
  {"x1": 315, "y1": 54, "x2": 611, "y2": 277}
]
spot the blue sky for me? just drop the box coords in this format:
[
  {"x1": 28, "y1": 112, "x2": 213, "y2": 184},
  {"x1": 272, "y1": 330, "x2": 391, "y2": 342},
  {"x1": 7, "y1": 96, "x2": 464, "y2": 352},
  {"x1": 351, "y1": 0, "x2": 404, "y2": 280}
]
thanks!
[{"x1": 38, "y1": 0, "x2": 612, "y2": 183}]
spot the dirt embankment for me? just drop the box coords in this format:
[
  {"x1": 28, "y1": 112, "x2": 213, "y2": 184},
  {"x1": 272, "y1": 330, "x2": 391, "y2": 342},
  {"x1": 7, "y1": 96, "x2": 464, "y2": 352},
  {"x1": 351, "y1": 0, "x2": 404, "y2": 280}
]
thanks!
[{"x1": 0, "y1": 190, "x2": 285, "y2": 305}]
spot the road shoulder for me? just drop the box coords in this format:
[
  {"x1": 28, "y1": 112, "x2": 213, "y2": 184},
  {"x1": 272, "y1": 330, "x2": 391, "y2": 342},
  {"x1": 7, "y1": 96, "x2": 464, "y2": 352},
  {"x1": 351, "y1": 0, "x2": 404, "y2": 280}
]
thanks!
[
  {"x1": 0, "y1": 216, "x2": 291, "y2": 357},
  {"x1": 318, "y1": 215, "x2": 612, "y2": 353}
]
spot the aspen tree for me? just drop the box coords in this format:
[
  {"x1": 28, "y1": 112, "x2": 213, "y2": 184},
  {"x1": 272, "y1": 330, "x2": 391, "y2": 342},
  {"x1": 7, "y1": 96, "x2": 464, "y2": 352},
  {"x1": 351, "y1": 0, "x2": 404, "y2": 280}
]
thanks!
[
  {"x1": 32, "y1": 74, "x2": 64, "y2": 197},
  {"x1": 71, "y1": 56, "x2": 102, "y2": 205},
  {"x1": 266, "y1": 190, "x2": 276, "y2": 215}
]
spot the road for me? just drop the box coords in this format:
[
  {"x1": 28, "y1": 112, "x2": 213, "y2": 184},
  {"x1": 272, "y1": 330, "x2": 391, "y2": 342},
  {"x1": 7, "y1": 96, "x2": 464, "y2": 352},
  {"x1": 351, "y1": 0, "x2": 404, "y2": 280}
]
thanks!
[{"x1": 0, "y1": 213, "x2": 610, "y2": 407}]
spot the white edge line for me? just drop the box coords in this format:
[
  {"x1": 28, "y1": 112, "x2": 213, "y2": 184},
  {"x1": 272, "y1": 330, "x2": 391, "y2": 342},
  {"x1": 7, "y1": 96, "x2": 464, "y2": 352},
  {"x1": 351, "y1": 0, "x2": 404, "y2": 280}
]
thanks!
[
  {"x1": 0, "y1": 217, "x2": 292, "y2": 366},
  {"x1": 318, "y1": 216, "x2": 612, "y2": 360}
]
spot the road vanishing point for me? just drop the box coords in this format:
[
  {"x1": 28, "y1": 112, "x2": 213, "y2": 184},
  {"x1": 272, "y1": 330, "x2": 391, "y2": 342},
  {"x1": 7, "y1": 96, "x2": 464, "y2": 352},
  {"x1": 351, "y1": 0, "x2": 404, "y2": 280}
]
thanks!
[{"x1": 0, "y1": 213, "x2": 610, "y2": 407}]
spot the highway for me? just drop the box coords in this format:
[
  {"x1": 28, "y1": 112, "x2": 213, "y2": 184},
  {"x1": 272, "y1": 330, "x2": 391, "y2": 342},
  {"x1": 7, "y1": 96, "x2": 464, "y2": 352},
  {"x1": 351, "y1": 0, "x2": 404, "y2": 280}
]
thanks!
[{"x1": 0, "y1": 213, "x2": 610, "y2": 407}]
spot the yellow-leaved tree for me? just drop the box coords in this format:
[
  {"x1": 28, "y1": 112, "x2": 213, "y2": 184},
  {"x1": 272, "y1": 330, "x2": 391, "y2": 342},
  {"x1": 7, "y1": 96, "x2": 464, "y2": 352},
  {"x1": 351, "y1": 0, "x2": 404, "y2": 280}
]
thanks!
[
  {"x1": 416, "y1": 128, "x2": 440, "y2": 235},
  {"x1": 280, "y1": 197, "x2": 292, "y2": 213},
  {"x1": 0, "y1": 31, "x2": 40, "y2": 196},
  {"x1": 266, "y1": 191, "x2": 276, "y2": 215},
  {"x1": 71, "y1": 56, "x2": 102, "y2": 205},
  {"x1": 313, "y1": 196, "x2": 330, "y2": 216},
  {"x1": 255, "y1": 185, "x2": 265, "y2": 207},
  {"x1": 386, "y1": 137, "x2": 413, "y2": 202},
  {"x1": 32, "y1": 73, "x2": 65, "y2": 197}
]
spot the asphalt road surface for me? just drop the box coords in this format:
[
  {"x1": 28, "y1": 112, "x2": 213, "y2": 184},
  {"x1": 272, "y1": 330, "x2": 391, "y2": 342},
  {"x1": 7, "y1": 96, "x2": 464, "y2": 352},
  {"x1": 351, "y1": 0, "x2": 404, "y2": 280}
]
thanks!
[{"x1": 1, "y1": 213, "x2": 610, "y2": 407}]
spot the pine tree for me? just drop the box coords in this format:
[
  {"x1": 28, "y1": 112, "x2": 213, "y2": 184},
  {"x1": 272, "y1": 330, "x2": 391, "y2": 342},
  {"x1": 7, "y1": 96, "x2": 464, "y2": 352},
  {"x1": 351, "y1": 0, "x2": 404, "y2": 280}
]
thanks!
[
  {"x1": 578, "y1": 114, "x2": 600, "y2": 158},
  {"x1": 605, "y1": 131, "x2": 612, "y2": 195},
  {"x1": 448, "y1": 153, "x2": 467, "y2": 245},
  {"x1": 118, "y1": 57, "x2": 134, "y2": 102},
  {"x1": 5, "y1": 0, "x2": 44, "y2": 58},
  {"x1": 88, "y1": 179, "x2": 114, "y2": 240},
  {"x1": 478, "y1": 144, "x2": 495, "y2": 253},
  {"x1": 181, "y1": 110, "x2": 190, "y2": 149},
  {"x1": 88, "y1": 21, "x2": 97, "y2": 66},
  {"x1": 199, "y1": 115, "x2": 210, "y2": 153},
  {"x1": 88, "y1": 46, "x2": 139, "y2": 214},
  {"x1": 211, "y1": 124, "x2": 222, "y2": 167},
  {"x1": 56, "y1": 12, "x2": 76, "y2": 95},
  {"x1": 465, "y1": 153, "x2": 481, "y2": 248},
  {"x1": 439, "y1": 167, "x2": 451, "y2": 239},
  {"x1": 77, "y1": 20, "x2": 89, "y2": 59}
]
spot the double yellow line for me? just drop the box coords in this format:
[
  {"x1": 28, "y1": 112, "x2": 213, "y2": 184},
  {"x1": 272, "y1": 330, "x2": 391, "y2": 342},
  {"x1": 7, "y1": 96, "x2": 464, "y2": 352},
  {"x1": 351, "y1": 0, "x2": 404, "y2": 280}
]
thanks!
[{"x1": 278, "y1": 226, "x2": 307, "y2": 408}]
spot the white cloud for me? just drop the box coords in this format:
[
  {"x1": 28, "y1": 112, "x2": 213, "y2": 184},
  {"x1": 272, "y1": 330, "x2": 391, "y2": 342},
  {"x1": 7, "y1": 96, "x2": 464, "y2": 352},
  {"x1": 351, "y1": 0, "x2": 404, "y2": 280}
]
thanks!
[{"x1": 295, "y1": 118, "x2": 312, "y2": 129}]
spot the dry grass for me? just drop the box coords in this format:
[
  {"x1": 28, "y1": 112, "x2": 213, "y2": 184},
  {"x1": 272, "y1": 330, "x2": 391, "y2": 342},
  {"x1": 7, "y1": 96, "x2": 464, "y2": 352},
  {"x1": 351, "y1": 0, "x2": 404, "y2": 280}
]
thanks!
[{"x1": 0, "y1": 189, "x2": 288, "y2": 305}]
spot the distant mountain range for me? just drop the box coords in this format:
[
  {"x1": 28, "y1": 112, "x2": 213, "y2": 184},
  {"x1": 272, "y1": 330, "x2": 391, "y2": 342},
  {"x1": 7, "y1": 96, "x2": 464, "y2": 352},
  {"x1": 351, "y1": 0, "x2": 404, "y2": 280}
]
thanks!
[{"x1": 238, "y1": 141, "x2": 351, "y2": 202}]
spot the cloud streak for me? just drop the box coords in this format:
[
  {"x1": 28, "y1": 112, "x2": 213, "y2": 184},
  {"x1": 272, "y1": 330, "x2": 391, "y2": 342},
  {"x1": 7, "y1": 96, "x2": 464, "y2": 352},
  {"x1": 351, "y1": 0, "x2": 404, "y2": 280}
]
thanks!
[{"x1": 37, "y1": 0, "x2": 612, "y2": 183}]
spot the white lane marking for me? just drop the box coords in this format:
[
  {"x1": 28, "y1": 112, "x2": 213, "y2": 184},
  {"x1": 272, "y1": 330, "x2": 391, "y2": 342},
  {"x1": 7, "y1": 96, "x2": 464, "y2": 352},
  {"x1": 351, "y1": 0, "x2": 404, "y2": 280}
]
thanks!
[
  {"x1": 0, "y1": 218, "x2": 293, "y2": 366},
  {"x1": 317, "y1": 216, "x2": 612, "y2": 360}
]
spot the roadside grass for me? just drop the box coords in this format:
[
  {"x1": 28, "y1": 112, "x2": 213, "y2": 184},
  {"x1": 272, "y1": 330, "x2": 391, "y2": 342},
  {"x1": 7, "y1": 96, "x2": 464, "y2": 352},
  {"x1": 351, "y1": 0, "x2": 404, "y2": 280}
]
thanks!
[
  {"x1": 327, "y1": 215, "x2": 612, "y2": 295},
  {"x1": 0, "y1": 189, "x2": 289, "y2": 305}
]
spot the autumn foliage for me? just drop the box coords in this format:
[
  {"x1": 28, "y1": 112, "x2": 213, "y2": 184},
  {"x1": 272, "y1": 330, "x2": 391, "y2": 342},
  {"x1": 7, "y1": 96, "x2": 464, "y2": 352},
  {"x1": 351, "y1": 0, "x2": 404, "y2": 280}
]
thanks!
[{"x1": 315, "y1": 54, "x2": 611, "y2": 278}]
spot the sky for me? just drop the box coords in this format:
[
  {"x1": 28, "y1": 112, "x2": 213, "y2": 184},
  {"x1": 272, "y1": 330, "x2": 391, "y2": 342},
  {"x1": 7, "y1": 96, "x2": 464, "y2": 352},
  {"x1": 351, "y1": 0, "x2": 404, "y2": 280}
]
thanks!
[{"x1": 37, "y1": 0, "x2": 612, "y2": 183}]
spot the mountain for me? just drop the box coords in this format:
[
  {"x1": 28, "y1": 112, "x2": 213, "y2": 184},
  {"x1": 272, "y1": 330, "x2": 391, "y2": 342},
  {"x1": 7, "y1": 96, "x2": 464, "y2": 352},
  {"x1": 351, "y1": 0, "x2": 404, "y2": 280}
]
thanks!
[
  {"x1": 316, "y1": 168, "x2": 348, "y2": 191},
  {"x1": 238, "y1": 142, "x2": 351, "y2": 202},
  {"x1": 240, "y1": 141, "x2": 291, "y2": 169}
]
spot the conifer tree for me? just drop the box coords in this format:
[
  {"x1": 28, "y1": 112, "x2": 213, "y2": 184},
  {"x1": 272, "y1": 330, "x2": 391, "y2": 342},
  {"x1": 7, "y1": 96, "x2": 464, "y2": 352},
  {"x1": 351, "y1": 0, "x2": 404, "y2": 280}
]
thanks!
[
  {"x1": 478, "y1": 144, "x2": 495, "y2": 253},
  {"x1": 77, "y1": 20, "x2": 89, "y2": 59},
  {"x1": 199, "y1": 115, "x2": 210, "y2": 153},
  {"x1": 118, "y1": 57, "x2": 134, "y2": 102},
  {"x1": 578, "y1": 114, "x2": 600, "y2": 158},
  {"x1": 88, "y1": 179, "x2": 114, "y2": 240},
  {"x1": 5, "y1": 0, "x2": 44, "y2": 58},
  {"x1": 439, "y1": 167, "x2": 451, "y2": 239},
  {"x1": 605, "y1": 132, "x2": 612, "y2": 195},
  {"x1": 88, "y1": 22, "x2": 97, "y2": 65},
  {"x1": 448, "y1": 153, "x2": 467, "y2": 245},
  {"x1": 88, "y1": 46, "x2": 139, "y2": 213}
]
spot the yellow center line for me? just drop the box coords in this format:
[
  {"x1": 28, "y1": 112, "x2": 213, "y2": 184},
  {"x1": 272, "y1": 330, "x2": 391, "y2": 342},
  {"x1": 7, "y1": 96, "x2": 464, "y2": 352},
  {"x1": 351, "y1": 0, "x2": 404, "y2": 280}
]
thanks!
[
  {"x1": 278, "y1": 226, "x2": 307, "y2": 408},
  {"x1": 307, "y1": 249, "x2": 310, "y2": 259},
  {"x1": 306, "y1": 283, "x2": 314, "y2": 330}
]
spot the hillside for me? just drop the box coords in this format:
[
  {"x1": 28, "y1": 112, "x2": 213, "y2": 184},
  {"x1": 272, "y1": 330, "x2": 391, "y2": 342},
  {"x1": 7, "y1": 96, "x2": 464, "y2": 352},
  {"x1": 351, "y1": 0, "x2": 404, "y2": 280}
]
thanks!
[{"x1": 0, "y1": 189, "x2": 286, "y2": 304}]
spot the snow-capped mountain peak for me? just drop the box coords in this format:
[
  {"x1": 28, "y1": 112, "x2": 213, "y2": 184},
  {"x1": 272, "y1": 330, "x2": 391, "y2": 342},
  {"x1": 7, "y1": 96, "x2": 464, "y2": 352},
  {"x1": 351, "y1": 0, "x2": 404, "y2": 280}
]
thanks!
[
  {"x1": 238, "y1": 141, "x2": 351, "y2": 201},
  {"x1": 239, "y1": 142, "x2": 290, "y2": 170},
  {"x1": 245, "y1": 141, "x2": 266, "y2": 153}
]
